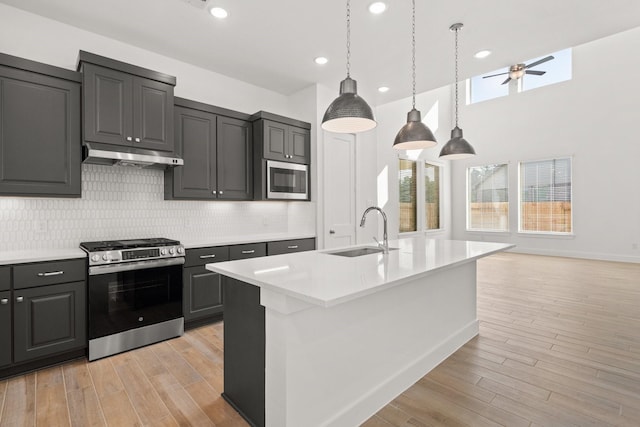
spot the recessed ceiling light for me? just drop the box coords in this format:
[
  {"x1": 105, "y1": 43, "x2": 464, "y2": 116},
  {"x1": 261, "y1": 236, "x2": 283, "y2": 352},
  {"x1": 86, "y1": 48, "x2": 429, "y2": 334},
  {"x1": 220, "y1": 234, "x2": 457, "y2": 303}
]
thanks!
[
  {"x1": 209, "y1": 7, "x2": 228, "y2": 19},
  {"x1": 314, "y1": 57, "x2": 328, "y2": 65},
  {"x1": 378, "y1": 86, "x2": 390, "y2": 93},
  {"x1": 369, "y1": 2, "x2": 387, "y2": 14},
  {"x1": 474, "y1": 50, "x2": 492, "y2": 59}
]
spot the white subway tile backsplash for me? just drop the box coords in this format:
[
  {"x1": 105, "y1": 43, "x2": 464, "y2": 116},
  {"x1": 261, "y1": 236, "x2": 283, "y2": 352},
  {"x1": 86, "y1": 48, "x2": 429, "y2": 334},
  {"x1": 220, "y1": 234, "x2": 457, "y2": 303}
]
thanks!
[{"x1": 0, "y1": 164, "x2": 315, "y2": 251}]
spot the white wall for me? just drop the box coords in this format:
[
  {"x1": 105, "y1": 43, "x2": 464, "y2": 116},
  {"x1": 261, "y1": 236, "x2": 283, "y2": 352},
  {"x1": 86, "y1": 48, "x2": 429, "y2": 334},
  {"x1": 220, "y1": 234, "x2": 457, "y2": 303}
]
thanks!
[
  {"x1": 375, "y1": 87, "x2": 454, "y2": 241},
  {"x1": 450, "y1": 26, "x2": 640, "y2": 263}
]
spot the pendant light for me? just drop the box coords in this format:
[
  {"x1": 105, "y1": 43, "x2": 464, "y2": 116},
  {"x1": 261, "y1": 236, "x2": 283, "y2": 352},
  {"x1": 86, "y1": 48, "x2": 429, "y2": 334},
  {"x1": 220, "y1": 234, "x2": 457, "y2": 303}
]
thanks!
[
  {"x1": 440, "y1": 23, "x2": 476, "y2": 159},
  {"x1": 322, "y1": 0, "x2": 376, "y2": 133},
  {"x1": 393, "y1": 0, "x2": 437, "y2": 150}
]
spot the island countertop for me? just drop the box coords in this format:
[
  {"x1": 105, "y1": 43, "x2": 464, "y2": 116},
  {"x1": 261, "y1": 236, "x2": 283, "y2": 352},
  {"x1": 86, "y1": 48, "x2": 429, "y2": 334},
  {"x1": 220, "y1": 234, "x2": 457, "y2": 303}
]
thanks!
[{"x1": 207, "y1": 237, "x2": 514, "y2": 307}]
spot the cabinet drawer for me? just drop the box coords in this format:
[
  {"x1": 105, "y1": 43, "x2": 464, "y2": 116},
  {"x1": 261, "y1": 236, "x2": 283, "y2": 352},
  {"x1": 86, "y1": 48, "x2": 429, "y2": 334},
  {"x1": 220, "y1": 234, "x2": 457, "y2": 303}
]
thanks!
[
  {"x1": 13, "y1": 259, "x2": 85, "y2": 289},
  {"x1": 267, "y1": 238, "x2": 316, "y2": 256},
  {"x1": 0, "y1": 267, "x2": 9, "y2": 291},
  {"x1": 185, "y1": 246, "x2": 229, "y2": 267},
  {"x1": 229, "y1": 243, "x2": 267, "y2": 260}
]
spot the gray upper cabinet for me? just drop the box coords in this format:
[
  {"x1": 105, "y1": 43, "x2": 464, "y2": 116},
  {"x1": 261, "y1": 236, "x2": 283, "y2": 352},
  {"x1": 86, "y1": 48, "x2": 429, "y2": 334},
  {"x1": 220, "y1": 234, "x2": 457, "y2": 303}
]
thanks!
[
  {"x1": 165, "y1": 98, "x2": 252, "y2": 200},
  {"x1": 251, "y1": 112, "x2": 311, "y2": 165},
  {"x1": 0, "y1": 53, "x2": 81, "y2": 197},
  {"x1": 79, "y1": 51, "x2": 175, "y2": 152}
]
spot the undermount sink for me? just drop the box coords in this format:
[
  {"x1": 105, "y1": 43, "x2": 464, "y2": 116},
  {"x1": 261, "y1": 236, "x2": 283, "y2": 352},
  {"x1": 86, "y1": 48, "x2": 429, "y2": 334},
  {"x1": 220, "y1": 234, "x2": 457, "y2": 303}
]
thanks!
[{"x1": 328, "y1": 246, "x2": 398, "y2": 257}]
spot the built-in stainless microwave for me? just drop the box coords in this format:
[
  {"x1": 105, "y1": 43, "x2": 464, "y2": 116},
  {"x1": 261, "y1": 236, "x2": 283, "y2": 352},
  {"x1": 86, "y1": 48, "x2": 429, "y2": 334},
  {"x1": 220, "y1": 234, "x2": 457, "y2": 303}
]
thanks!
[{"x1": 266, "y1": 160, "x2": 309, "y2": 200}]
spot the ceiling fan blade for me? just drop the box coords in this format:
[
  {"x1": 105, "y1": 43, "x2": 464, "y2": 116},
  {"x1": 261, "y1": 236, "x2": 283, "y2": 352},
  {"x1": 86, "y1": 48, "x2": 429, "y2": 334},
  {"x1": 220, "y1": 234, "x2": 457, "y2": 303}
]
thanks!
[
  {"x1": 525, "y1": 70, "x2": 546, "y2": 76},
  {"x1": 501, "y1": 77, "x2": 511, "y2": 85},
  {"x1": 482, "y1": 71, "x2": 509, "y2": 79},
  {"x1": 525, "y1": 55, "x2": 554, "y2": 69}
]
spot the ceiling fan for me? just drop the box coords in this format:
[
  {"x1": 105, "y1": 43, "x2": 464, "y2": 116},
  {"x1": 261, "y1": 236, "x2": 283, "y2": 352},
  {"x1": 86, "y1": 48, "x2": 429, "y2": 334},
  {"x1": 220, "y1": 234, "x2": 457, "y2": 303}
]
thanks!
[{"x1": 482, "y1": 55, "x2": 555, "y2": 85}]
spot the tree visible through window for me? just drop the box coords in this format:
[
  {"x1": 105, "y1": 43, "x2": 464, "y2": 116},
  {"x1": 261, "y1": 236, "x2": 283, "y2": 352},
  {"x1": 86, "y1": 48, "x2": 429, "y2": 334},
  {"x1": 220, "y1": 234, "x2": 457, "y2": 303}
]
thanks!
[
  {"x1": 399, "y1": 159, "x2": 417, "y2": 232},
  {"x1": 425, "y1": 163, "x2": 440, "y2": 230},
  {"x1": 519, "y1": 158, "x2": 572, "y2": 233},
  {"x1": 467, "y1": 164, "x2": 509, "y2": 231}
]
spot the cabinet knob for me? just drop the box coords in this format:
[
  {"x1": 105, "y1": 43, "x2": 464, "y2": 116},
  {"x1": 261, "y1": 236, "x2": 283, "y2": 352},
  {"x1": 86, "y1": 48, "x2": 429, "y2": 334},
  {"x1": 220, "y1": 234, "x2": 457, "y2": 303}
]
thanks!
[
  {"x1": 329, "y1": 229, "x2": 336, "y2": 234},
  {"x1": 16, "y1": 296, "x2": 24, "y2": 303},
  {"x1": 219, "y1": 191, "x2": 224, "y2": 195},
  {"x1": 212, "y1": 190, "x2": 217, "y2": 195},
  {"x1": 126, "y1": 136, "x2": 133, "y2": 142},
  {"x1": 135, "y1": 137, "x2": 141, "y2": 143},
  {"x1": 0, "y1": 298, "x2": 8, "y2": 305}
]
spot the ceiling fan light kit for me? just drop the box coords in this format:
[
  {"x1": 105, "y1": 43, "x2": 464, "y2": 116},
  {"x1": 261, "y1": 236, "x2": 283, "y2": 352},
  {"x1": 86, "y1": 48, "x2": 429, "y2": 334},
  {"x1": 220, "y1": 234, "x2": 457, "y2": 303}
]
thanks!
[
  {"x1": 440, "y1": 22, "x2": 476, "y2": 160},
  {"x1": 393, "y1": 0, "x2": 437, "y2": 150},
  {"x1": 322, "y1": 0, "x2": 376, "y2": 134},
  {"x1": 483, "y1": 55, "x2": 555, "y2": 85}
]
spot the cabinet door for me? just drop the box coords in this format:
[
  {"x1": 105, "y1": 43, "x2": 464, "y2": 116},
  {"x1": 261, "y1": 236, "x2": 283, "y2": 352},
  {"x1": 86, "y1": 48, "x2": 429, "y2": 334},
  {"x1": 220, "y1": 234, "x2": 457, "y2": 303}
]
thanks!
[
  {"x1": 183, "y1": 266, "x2": 224, "y2": 322},
  {"x1": 168, "y1": 107, "x2": 217, "y2": 199},
  {"x1": 83, "y1": 63, "x2": 133, "y2": 146},
  {"x1": 262, "y1": 120, "x2": 287, "y2": 162},
  {"x1": 13, "y1": 281, "x2": 86, "y2": 363},
  {"x1": 0, "y1": 291, "x2": 11, "y2": 367},
  {"x1": 267, "y1": 238, "x2": 316, "y2": 256},
  {"x1": 289, "y1": 126, "x2": 310, "y2": 164},
  {"x1": 0, "y1": 66, "x2": 81, "y2": 197},
  {"x1": 133, "y1": 77, "x2": 174, "y2": 152},
  {"x1": 217, "y1": 116, "x2": 252, "y2": 200}
]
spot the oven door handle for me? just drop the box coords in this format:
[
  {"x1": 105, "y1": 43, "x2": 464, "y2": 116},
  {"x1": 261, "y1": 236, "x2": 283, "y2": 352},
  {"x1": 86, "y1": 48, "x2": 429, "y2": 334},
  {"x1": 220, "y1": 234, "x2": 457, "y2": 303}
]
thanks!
[{"x1": 89, "y1": 257, "x2": 185, "y2": 276}]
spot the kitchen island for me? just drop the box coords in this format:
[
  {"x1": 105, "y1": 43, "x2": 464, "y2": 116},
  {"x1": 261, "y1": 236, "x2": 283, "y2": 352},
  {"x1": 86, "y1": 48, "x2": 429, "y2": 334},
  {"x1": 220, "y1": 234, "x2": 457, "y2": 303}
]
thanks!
[{"x1": 207, "y1": 237, "x2": 513, "y2": 427}]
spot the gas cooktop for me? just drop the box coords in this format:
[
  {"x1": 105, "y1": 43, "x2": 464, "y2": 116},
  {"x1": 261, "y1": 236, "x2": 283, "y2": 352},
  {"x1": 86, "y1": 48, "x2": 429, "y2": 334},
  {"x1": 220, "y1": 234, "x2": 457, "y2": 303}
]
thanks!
[{"x1": 80, "y1": 238, "x2": 181, "y2": 252}]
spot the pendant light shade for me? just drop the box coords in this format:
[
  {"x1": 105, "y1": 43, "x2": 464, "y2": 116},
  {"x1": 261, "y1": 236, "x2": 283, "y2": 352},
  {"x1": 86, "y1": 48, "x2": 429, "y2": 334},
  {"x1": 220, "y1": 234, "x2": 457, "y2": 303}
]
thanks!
[
  {"x1": 440, "y1": 23, "x2": 476, "y2": 160},
  {"x1": 393, "y1": 0, "x2": 437, "y2": 150},
  {"x1": 322, "y1": 77, "x2": 376, "y2": 133},
  {"x1": 321, "y1": 0, "x2": 376, "y2": 134},
  {"x1": 393, "y1": 108, "x2": 437, "y2": 149}
]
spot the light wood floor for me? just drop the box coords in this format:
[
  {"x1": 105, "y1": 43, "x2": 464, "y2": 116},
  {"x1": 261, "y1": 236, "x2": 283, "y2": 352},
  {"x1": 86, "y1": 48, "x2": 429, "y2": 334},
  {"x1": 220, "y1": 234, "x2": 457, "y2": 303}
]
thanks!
[{"x1": 0, "y1": 253, "x2": 639, "y2": 426}]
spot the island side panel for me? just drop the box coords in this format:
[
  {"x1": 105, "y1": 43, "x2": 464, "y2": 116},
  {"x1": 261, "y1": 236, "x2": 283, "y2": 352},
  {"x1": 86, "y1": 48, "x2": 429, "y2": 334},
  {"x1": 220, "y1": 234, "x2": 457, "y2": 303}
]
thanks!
[
  {"x1": 222, "y1": 277, "x2": 265, "y2": 427},
  {"x1": 264, "y1": 261, "x2": 479, "y2": 427}
]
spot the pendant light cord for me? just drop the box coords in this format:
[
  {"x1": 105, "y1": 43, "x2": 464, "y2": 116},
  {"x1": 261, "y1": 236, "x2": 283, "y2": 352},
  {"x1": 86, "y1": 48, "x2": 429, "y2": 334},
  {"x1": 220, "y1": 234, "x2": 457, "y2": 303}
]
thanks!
[
  {"x1": 346, "y1": 0, "x2": 351, "y2": 78},
  {"x1": 411, "y1": 0, "x2": 416, "y2": 109},
  {"x1": 454, "y1": 25, "x2": 459, "y2": 127}
]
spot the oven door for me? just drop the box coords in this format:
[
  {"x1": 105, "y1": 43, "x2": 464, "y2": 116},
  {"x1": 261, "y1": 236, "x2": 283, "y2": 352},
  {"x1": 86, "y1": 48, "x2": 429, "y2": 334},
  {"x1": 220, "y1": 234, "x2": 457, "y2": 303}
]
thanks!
[
  {"x1": 267, "y1": 160, "x2": 308, "y2": 200},
  {"x1": 88, "y1": 258, "x2": 184, "y2": 340}
]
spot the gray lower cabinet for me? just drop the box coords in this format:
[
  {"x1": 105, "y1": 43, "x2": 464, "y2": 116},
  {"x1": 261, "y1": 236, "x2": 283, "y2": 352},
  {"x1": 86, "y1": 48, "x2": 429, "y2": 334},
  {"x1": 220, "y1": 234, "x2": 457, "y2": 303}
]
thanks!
[
  {"x1": 183, "y1": 246, "x2": 229, "y2": 325},
  {"x1": 0, "y1": 290, "x2": 11, "y2": 367},
  {"x1": 0, "y1": 53, "x2": 81, "y2": 197},
  {"x1": 166, "y1": 98, "x2": 252, "y2": 200},
  {"x1": 267, "y1": 238, "x2": 316, "y2": 256},
  {"x1": 13, "y1": 281, "x2": 86, "y2": 363}
]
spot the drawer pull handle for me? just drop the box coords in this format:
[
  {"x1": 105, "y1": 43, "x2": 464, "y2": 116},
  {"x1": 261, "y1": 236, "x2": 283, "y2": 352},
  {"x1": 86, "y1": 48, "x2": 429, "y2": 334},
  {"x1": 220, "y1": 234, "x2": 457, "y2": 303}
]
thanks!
[
  {"x1": 199, "y1": 255, "x2": 217, "y2": 259},
  {"x1": 287, "y1": 245, "x2": 299, "y2": 249},
  {"x1": 37, "y1": 271, "x2": 64, "y2": 277},
  {"x1": 241, "y1": 250, "x2": 255, "y2": 254},
  {"x1": 16, "y1": 297, "x2": 23, "y2": 303},
  {"x1": 0, "y1": 298, "x2": 8, "y2": 305}
]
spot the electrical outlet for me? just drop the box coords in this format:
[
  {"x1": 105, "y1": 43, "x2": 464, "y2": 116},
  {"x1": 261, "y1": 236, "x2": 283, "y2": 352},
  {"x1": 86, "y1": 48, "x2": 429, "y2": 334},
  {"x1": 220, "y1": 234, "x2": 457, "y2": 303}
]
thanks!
[
  {"x1": 183, "y1": 218, "x2": 191, "y2": 229},
  {"x1": 262, "y1": 216, "x2": 269, "y2": 226},
  {"x1": 35, "y1": 220, "x2": 48, "y2": 233}
]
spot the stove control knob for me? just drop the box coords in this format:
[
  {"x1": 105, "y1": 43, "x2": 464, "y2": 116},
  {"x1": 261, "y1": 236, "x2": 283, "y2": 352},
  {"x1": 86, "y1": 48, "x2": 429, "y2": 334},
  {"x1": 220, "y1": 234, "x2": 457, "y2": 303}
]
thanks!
[
  {"x1": 160, "y1": 249, "x2": 167, "y2": 255},
  {"x1": 102, "y1": 254, "x2": 109, "y2": 261},
  {"x1": 169, "y1": 248, "x2": 176, "y2": 255},
  {"x1": 91, "y1": 254, "x2": 100, "y2": 262},
  {"x1": 177, "y1": 247, "x2": 184, "y2": 254}
]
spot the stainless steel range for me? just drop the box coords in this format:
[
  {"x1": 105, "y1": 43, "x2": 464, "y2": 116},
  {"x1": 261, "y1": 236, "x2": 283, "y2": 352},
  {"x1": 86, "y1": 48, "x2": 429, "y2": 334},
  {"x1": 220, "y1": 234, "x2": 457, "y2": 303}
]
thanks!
[{"x1": 80, "y1": 238, "x2": 185, "y2": 361}]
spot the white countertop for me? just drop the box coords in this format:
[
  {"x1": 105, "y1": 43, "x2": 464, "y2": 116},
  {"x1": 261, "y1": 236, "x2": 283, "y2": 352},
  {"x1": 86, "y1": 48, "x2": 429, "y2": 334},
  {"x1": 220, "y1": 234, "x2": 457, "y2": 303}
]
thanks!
[
  {"x1": 0, "y1": 248, "x2": 86, "y2": 265},
  {"x1": 181, "y1": 232, "x2": 316, "y2": 249},
  {"x1": 207, "y1": 237, "x2": 514, "y2": 307}
]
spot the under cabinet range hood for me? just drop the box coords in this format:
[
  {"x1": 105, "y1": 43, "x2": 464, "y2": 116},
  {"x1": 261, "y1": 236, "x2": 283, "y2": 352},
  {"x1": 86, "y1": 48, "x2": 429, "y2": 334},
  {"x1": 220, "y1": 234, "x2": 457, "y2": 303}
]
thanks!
[{"x1": 82, "y1": 143, "x2": 183, "y2": 168}]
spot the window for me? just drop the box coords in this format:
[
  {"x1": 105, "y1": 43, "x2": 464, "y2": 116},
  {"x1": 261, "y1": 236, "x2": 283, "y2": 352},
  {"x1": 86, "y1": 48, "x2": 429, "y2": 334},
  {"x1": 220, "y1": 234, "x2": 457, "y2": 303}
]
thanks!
[
  {"x1": 424, "y1": 163, "x2": 440, "y2": 230},
  {"x1": 467, "y1": 164, "x2": 509, "y2": 231},
  {"x1": 469, "y1": 48, "x2": 572, "y2": 104},
  {"x1": 399, "y1": 159, "x2": 442, "y2": 233},
  {"x1": 399, "y1": 159, "x2": 417, "y2": 232},
  {"x1": 519, "y1": 158, "x2": 572, "y2": 234}
]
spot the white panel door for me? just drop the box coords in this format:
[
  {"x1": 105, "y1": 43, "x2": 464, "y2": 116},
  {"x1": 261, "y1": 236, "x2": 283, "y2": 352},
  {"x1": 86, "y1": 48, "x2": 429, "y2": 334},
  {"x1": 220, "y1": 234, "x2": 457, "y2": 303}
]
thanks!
[{"x1": 323, "y1": 133, "x2": 356, "y2": 249}]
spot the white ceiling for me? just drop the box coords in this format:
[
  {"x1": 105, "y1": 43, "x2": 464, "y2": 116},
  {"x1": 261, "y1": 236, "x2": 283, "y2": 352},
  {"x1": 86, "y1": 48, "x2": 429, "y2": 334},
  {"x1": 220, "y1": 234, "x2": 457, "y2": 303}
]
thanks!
[{"x1": 3, "y1": 0, "x2": 640, "y2": 105}]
